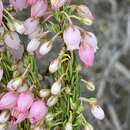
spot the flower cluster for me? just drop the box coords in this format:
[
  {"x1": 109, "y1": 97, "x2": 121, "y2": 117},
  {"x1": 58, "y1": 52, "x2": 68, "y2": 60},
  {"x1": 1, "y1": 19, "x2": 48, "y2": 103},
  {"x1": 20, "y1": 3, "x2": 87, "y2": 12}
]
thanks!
[{"x1": 0, "y1": 0, "x2": 104, "y2": 130}]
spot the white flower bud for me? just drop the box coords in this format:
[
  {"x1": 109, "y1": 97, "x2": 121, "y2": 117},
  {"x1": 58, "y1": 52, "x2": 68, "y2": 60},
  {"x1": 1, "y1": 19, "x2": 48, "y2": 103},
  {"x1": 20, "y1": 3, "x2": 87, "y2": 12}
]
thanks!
[
  {"x1": 39, "y1": 42, "x2": 52, "y2": 55},
  {"x1": 27, "y1": 38, "x2": 40, "y2": 53},
  {"x1": 17, "y1": 83, "x2": 28, "y2": 93},
  {"x1": 0, "y1": 110, "x2": 10, "y2": 123},
  {"x1": 51, "y1": 80, "x2": 61, "y2": 95},
  {"x1": 91, "y1": 105, "x2": 105, "y2": 120},
  {"x1": 14, "y1": 21, "x2": 25, "y2": 34},
  {"x1": 12, "y1": 78, "x2": 23, "y2": 90},
  {"x1": 49, "y1": 58, "x2": 60, "y2": 73},
  {"x1": 39, "y1": 89, "x2": 50, "y2": 98},
  {"x1": 65, "y1": 122, "x2": 73, "y2": 130},
  {"x1": 45, "y1": 113, "x2": 54, "y2": 122},
  {"x1": 86, "y1": 81, "x2": 95, "y2": 91},
  {"x1": 47, "y1": 96, "x2": 58, "y2": 107}
]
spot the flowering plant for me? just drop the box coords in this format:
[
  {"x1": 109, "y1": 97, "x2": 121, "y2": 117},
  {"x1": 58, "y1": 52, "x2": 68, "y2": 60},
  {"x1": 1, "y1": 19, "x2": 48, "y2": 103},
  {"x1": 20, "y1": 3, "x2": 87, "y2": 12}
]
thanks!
[{"x1": 0, "y1": 0, "x2": 105, "y2": 130}]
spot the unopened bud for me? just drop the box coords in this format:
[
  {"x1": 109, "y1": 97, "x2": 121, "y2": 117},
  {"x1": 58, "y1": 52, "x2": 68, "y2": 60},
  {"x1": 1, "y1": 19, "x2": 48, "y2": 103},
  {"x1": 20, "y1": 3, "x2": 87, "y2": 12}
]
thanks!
[
  {"x1": 77, "y1": 5, "x2": 94, "y2": 26},
  {"x1": 85, "y1": 81, "x2": 95, "y2": 91},
  {"x1": 39, "y1": 89, "x2": 50, "y2": 98},
  {"x1": 86, "y1": 97, "x2": 97, "y2": 105},
  {"x1": 49, "y1": 58, "x2": 60, "y2": 73},
  {"x1": 17, "y1": 83, "x2": 28, "y2": 93},
  {"x1": 47, "y1": 96, "x2": 58, "y2": 107},
  {"x1": 91, "y1": 105, "x2": 105, "y2": 120},
  {"x1": 27, "y1": 38, "x2": 40, "y2": 53},
  {"x1": 45, "y1": 113, "x2": 54, "y2": 122},
  {"x1": 14, "y1": 21, "x2": 25, "y2": 34},
  {"x1": 0, "y1": 110, "x2": 10, "y2": 123},
  {"x1": 80, "y1": 18, "x2": 93, "y2": 26},
  {"x1": 65, "y1": 122, "x2": 73, "y2": 130},
  {"x1": 84, "y1": 123, "x2": 94, "y2": 130},
  {"x1": 39, "y1": 42, "x2": 52, "y2": 55},
  {"x1": 12, "y1": 77, "x2": 23, "y2": 89},
  {"x1": 51, "y1": 80, "x2": 61, "y2": 95}
]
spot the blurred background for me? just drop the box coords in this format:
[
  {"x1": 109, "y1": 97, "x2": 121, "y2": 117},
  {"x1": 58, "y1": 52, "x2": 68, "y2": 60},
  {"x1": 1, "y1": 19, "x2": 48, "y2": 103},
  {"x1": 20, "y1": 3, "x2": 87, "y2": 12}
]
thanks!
[{"x1": 77, "y1": 0, "x2": 130, "y2": 130}]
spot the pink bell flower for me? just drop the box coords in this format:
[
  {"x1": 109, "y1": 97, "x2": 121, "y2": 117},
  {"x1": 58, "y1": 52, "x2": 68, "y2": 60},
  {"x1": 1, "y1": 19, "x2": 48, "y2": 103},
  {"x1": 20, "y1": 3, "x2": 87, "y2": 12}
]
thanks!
[
  {"x1": 0, "y1": 1, "x2": 3, "y2": 26},
  {"x1": 0, "y1": 92, "x2": 17, "y2": 109},
  {"x1": 27, "y1": 0, "x2": 37, "y2": 5},
  {"x1": 11, "y1": 108, "x2": 28, "y2": 125},
  {"x1": 63, "y1": 25, "x2": 81, "y2": 51},
  {"x1": 77, "y1": 5, "x2": 94, "y2": 21},
  {"x1": 24, "y1": 17, "x2": 39, "y2": 35},
  {"x1": 9, "y1": 0, "x2": 28, "y2": 11},
  {"x1": 27, "y1": 38, "x2": 40, "y2": 53},
  {"x1": 11, "y1": 0, "x2": 28, "y2": 11},
  {"x1": 79, "y1": 44, "x2": 95, "y2": 68},
  {"x1": 51, "y1": 0, "x2": 66, "y2": 11},
  {"x1": 29, "y1": 100, "x2": 48, "y2": 124},
  {"x1": 83, "y1": 32, "x2": 98, "y2": 52},
  {"x1": 0, "y1": 67, "x2": 3, "y2": 81},
  {"x1": 31, "y1": 0, "x2": 48, "y2": 18},
  {"x1": 9, "y1": 44, "x2": 24, "y2": 60},
  {"x1": 4, "y1": 32, "x2": 21, "y2": 50},
  {"x1": 17, "y1": 91, "x2": 34, "y2": 112}
]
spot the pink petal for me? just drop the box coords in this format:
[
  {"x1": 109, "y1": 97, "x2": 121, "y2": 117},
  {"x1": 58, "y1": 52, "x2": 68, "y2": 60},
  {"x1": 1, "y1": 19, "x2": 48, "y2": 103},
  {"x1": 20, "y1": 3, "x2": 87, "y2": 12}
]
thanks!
[
  {"x1": 0, "y1": 92, "x2": 17, "y2": 109},
  {"x1": 79, "y1": 45, "x2": 95, "y2": 68},
  {"x1": 17, "y1": 91, "x2": 34, "y2": 112},
  {"x1": 9, "y1": 44, "x2": 24, "y2": 60}
]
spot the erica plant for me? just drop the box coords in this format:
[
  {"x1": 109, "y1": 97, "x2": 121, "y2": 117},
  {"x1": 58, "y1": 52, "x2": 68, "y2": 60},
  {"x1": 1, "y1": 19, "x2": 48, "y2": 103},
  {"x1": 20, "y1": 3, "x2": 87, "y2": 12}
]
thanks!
[{"x1": 0, "y1": 0, "x2": 105, "y2": 130}]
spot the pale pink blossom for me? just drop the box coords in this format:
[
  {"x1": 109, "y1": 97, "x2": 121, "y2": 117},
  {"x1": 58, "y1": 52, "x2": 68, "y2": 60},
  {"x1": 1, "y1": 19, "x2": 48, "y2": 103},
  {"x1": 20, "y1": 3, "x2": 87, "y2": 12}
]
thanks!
[
  {"x1": 0, "y1": 92, "x2": 17, "y2": 109},
  {"x1": 83, "y1": 32, "x2": 98, "y2": 52},
  {"x1": 4, "y1": 32, "x2": 21, "y2": 49},
  {"x1": 27, "y1": 0, "x2": 37, "y2": 5},
  {"x1": 9, "y1": 44, "x2": 24, "y2": 60},
  {"x1": 0, "y1": 67, "x2": 3, "y2": 81},
  {"x1": 29, "y1": 100, "x2": 48, "y2": 124},
  {"x1": 17, "y1": 91, "x2": 34, "y2": 112},
  {"x1": 77, "y1": 5, "x2": 94, "y2": 21},
  {"x1": 79, "y1": 44, "x2": 95, "y2": 68},
  {"x1": 31, "y1": 0, "x2": 48, "y2": 18},
  {"x1": 9, "y1": 0, "x2": 28, "y2": 11},
  {"x1": 39, "y1": 42, "x2": 52, "y2": 55},
  {"x1": 0, "y1": 1, "x2": 3, "y2": 26},
  {"x1": 11, "y1": 108, "x2": 28, "y2": 125},
  {"x1": 51, "y1": 80, "x2": 61, "y2": 95},
  {"x1": 91, "y1": 105, "x2": 105, "y2": 120},
  {"x1": 27, "y1": 38, "x2": 40, "y2": 52},
  {"x1": 49, "y1": 58, "x2": 60, "y2": 73},
  {"x1": 63, "y1": 25, "x2": 81, "y2": 51},
  {"x1": 24, "y1": 18, "x2": 39, "y2": 35},
  {"x1": 51, "y1": 0, "x2": 66, "y2": 10}
]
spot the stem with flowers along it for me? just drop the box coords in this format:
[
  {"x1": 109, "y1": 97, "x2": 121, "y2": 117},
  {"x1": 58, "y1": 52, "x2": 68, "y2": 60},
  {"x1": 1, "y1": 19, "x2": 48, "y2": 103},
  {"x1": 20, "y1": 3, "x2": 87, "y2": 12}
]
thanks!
[{"x1": 0, "y1": 0, "x2": 105, "y2": 130}]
